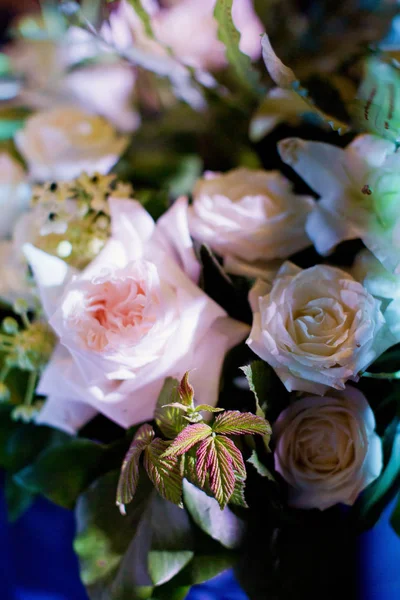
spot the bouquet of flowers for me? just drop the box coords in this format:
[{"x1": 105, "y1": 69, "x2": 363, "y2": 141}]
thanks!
[{"x1": 2, "y1": 0, "x2": 400, "y2": 598}]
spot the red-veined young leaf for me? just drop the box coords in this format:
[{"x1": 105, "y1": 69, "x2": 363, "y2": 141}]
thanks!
[
  {"x1": 216, "y1": 436, "x2": 246, "y2": 480},
  {"x1": 196, "y1": 436, "x2": 236, "y2": 509},
  {"x1": 143, "y1": 439, "x2": 183, "y2": 507},
  {"x1": 178, "y1": 372, "x2": 195, "y2": 407},
  {"x1": 116, "y1": 424, "x2": 154, "y2": 514},
  {"x1": 154, "y1": 377, "x2": 186, "y2": 439},
  {"x1": 212, "y1": 411, "x2": 272, "y2": 436},
  {"x1": 162, "y1": 423, "x2": 212, "y2": 458}
]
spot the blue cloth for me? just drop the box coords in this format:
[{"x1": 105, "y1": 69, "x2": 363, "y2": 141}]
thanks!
[
  {"x1": 1, "y1": 481, "x2": 400, "y2": 600},
  {"x1": 0, "y1": 481, "x2": 247, "y2": 600}
]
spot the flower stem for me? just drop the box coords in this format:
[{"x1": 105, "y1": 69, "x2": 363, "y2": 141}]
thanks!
[
  {"x1": 362, "y1": 370, "x2": 400, "y2": 380},
  {"x1": 24, "y1": 371, "x2": 37, "y2": 406}
]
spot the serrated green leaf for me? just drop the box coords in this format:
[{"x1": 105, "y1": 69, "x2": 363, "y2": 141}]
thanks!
[
  {"x1": 194, "y1": 405, "x2": 225, "y2": 414},
  {"x1": 196, "y1": 436, "x2": 236, "y2": 509},
  {"x1": 155, "y1": 377, "x2": 186, "y2": 440},
  {"x1": 214, "y1": 0, "x2": 264, "y2": 98},
  {"x1": 116, "y1": 424, "x2": 155, "y2": 513},
  {"x1": 162, "y1": 423, "x2": 212, "y2": 458},
  {"x1": 178, "y1": 372, "x2": 195, "y2": 407},
  {"x1": 216, "y1": 436, "x2": 246, "y2": 480},
  {"x1": 247, "y1": 450, "x2": 275, "y2": 481},
  {"x1": 212, "y1": 410, "x2": 271, "y2": 437},
  {"x1": 229, "y1": 476, "x2": 248, "y2": 508},
  {"x1": 144, "y1": 439, "x2": 183, "y2": 507},
  {"x1": 183, "y1": 479, "x2": 245, "y2": 549},
  {"x1": 13, "y1": 438, "x2": 107, "y2": 509}
]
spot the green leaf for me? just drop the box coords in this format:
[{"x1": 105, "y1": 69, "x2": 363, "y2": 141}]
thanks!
[
  {"x1": 116, "y1": 424, "x2": 155, "y2": 513},
  {"x1": 13, "y1": 439, "x2": 107, "y2": 509},
  {"x1": 166, "y1": 155, "x2": 203, "y2": 198},
  {"x1": 229, "y1": 476, "x2": 248, "y2": 508},
  {"x1": 215, "y1": 436, "x2": 246, "y2": 480},
  {"x1": 183, "y1": 479, "x2": 245, "y2": 549},
  {"x1": 155, "y1": 377, "x2": 187, "y2": 440},
  {"x1": 213, "y1": 410, "x2": 271, "y2": 437},
  {"x1": 196, "y1": 436, "x2": 236, "y2": 509},
  {"x1": 261, "y1": 33, "x2": 349, "y2": 135},
  {"x1": 194, "y1": 405, "x2": 225, "y2": 414},
  {"x1": 148, "y1": 551, "x2": 194, "y2": 587},
  {"x1": 214, "y1": 0, "x2": 264, "y2": 98},
  {"x1": 144, "y1": 439, "x2": 183, "y2": 507},
  {"x1": 137, "y1": 190, "x2": 170, "y2": 221},
  {"x1": 353, "y1": 423, "x2": 400, "y2": 529},
  {"x1": 127, "y1": 0, "x2": 157, "y2": 41},
  {"x1": 162, "y1": 423, "x2": 212, "y2": 458},
  {"x1": 5, "y1": 474, "x2": 36, "y2": 522},
  {"x1": 177, "y1": 372, "x2": 195, "y2": 408},
  {"x1": 74, "y1": 470, "x2": 153, "y2": 588},
  {"x1": 241, "y1": 361, "x2": 272, "y2": 416},
  {"x1": 247, "y1": 450, "x2": 275, "y2": 481}
]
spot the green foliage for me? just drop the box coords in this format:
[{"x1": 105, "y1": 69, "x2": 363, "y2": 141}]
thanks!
[
  {"x1": 247, "y1": 450, "x2": 275, "y2": 481},
  {"x1": 117, "y1": 373, "x2": 271, "y2": 512},
  {"x1": 182, "y1": 480, "x2": 244, "y2": 549},
  {"x1": 214, "y1": 0, "x2": 264, "y2": 98}
]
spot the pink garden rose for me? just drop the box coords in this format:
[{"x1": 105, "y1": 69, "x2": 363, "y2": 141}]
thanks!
[
  {"x1": 25, "y1": 197, "x2": 249, "y2": 433},
  {"x1": 105, "y1": 0, "x2": 263, "y2": 72},
  {"x1": 273, "y1": 386, "x2": 383, "y2": 510},
  {"x1": 247, "y1": 261, "x2": 396, "y2": 394},
  {"x1": 15, "y1": 106, "x2": 128, "y2": 182}
]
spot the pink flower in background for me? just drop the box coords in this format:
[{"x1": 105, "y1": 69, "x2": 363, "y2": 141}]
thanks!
[
  {"x1": 273, "y1": 386, "x2": 383, "y2": 510},
  {"x1": 25, "y1": 197, "x2": 249, "y2": 433},
  {"x1": 15, "y1": 106, "x2": 129, "y2": 181},
  {"x1": 105, "y1": 0, "x2": 263, "y2": 71}
]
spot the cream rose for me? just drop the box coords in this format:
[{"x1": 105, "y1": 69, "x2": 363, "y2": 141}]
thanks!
[
  {"x1": 273, "y1": 386, "x2": 383, "y2": 510},
  {"x1": 247, "y1": 262, "x2": 395, "y2": 394},
  {"x1": 188, "y1": 168, "x2": 314, "y2": 277},
  {"x1": 15, "y1": 106, "x2": 128, "y2": 181},
  {"x1": 0, "y1": 152, "x2": 30, "y2": 239},
  {"x1": 25, "y1": 197, "x2": 249, "y2": 433}
]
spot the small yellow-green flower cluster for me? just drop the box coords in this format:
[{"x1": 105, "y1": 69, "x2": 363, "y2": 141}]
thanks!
[
  {"x1": 31, "y1": 172, "x2": 134, "y2": 270},
  {"x1": 0, "y1": 299, "x2": 56, "y2": 423}
]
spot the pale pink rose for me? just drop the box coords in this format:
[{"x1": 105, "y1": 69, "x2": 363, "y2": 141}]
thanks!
[
  {"x1": 188, "y1": 168, "x2": 314, "y2": 277},
  {"x1": 105, "y1": 0, "x2": 263, "y2": 71},
  {"x1": 25, "y1": 198, "x2": 249, "y2": 433},
  {"x1": 273, "y1": 386, "x2": 383, "y2": 510},
  {"x1": 247, "y1": 262, "x2": 395, "y2": 395},
  {"x1": 15, "y1": 106, "x2": 128, "y2": 181}
]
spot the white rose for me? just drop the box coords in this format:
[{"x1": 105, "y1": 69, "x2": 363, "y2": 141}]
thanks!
[
  {"x1": 25, "y1": 197, "x2": 249, "y2": 433},
  {"x1": 188, "y1": 168, "x2": 314, "y2": 278},
  {"x1": 0, "y1": 152, "x2": 30, "y2": 239},
  {"x1": 15, "y1": 106, "x2": 128, "y2": 181},
  {"x1": 278, "y1": 134, "x2": 400, "y2": 274},
  {"x1": 273, "y1": 386, "x2": 383, "y2": 510},
  {"x1": 247, "y1": 262, "x2": 395, "y2": 394}
]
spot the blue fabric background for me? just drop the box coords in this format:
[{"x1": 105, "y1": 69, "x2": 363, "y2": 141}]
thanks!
[{"x1": 1, "y1": 478, "x2": 399, "y2": 600}]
